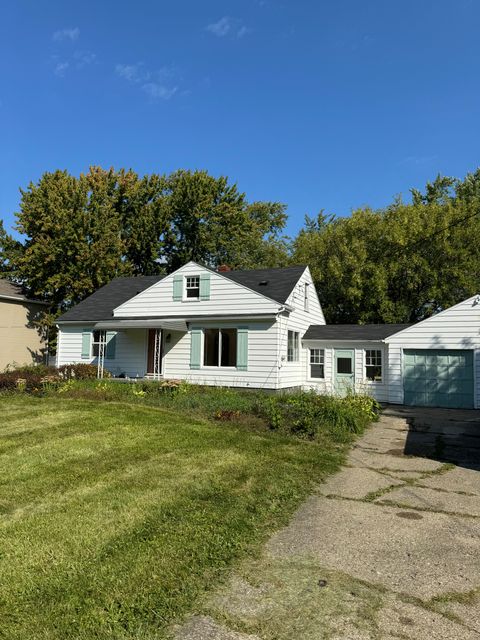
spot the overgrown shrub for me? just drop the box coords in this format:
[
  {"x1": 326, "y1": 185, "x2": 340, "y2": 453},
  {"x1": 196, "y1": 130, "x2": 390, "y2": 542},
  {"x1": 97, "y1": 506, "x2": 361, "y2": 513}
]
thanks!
[
  {"x1": 58, "y1": 363, "x2": 105, "y2": 380},
  {"x1": 261, "y1": 391, "x2": 379, "y2": 442},
  {"x1": 0, "y1": 370, "x2": 53, "y2": 393},
  {"x1": 4, "y1": 363, "x2": 57, "y2": 376}
]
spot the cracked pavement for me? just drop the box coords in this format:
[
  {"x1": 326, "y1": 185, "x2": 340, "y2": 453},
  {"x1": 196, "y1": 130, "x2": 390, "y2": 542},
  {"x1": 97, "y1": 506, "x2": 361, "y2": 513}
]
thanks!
[{"x1": 173, "y1": 407, "x2": 480, "y2": 639}]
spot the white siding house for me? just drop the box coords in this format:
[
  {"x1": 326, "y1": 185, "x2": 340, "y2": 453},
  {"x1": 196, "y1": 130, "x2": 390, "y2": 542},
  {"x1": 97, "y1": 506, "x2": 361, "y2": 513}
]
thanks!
[
  {"x1": 56, "y1": 261, "x2": 480, "y2": 409},
  {"x1": 56, "y1": 262, "x2": 321, "y2": 390}
]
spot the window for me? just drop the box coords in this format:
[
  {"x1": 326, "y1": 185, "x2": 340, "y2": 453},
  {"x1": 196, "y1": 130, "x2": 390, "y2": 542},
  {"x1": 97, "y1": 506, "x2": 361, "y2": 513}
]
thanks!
[
  {"x1": 91, "y1": 330, "x2": 106, "y2": 357},
  {"x1": 304, "y1": 283, "x2": 310, "y2": 312},
  {"x1": 365, "y1": 349, "x2": 382, "y2": 381},
  {"x1": 287, "y1": 330, "x2": 299, "y2": 362},
  {"x1": 185, "y1": 276, "x2": 200, "y2": 298},
  {"x1": 310, "y1": 348, "x2": 324, "y2": 378},
  {"x1": 203, "y1": 328, "x2": 237, "y2": 367},
  {"x1": 337, "y1": 357, "x2": 353, "y2": 374}
]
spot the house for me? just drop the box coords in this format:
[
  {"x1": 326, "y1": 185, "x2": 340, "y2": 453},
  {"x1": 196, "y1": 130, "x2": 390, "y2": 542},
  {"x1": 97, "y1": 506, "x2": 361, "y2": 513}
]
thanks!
[
  {"x1": 56, "y1": 262, "x2": 480, "y2": 409},
  {"x1": 0, "y1": 279, "x2": 48, "y2": 369}
]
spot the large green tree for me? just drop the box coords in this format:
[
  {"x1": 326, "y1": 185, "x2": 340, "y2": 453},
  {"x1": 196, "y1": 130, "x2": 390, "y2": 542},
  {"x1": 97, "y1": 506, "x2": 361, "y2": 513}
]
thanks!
[
  {"x1": 0, "y1": 167, "x2": 287, "y2": 324},
  {"x1": 293, "y1": 171, "x2": 480, "y2": 323}
]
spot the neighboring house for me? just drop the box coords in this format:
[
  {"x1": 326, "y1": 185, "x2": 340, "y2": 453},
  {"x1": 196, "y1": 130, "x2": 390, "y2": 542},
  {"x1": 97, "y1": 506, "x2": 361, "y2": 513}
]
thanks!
[
  {"x1": 56, "y1": 262, "x2": 480, "y2": 409},
  {"x1": 0, "y1": 279, "x2": 48, "y2": 369}
]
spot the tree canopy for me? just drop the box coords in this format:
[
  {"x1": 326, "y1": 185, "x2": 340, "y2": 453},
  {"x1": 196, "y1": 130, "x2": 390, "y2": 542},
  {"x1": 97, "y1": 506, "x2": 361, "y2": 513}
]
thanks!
[{"x1": 1, "y1": 166, "x2": 479, "y2": 328}]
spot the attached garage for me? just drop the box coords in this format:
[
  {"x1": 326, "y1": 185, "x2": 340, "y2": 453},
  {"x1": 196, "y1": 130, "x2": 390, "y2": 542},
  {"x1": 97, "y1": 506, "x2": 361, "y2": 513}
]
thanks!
[
  {"x1": 385, "y1": 295, "x2": 480, "y2": 409},
  {"x1": 403, "y1": 349, "x2": 474, "y2": 409}
]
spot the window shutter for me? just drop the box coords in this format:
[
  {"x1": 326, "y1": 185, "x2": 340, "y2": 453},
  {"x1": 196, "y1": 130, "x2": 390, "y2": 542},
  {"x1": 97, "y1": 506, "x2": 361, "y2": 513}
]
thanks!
[
  {"x1": 173, "y1": 275, "x2": 183, "y2": 301},
  {"x1": 105, "y1": 332, "x2": 116, "y2": 359},
  {"x1": 81, "y1": 329, "x2": 91, "y2": 359},
  {"x1": 190, "y1": 329, "x2": 202, "y2": 369},
  {"x1": 199, "y1": 273, "x2": 210, "y2": 300},
  {"x1": 237, "y1": 327, "x2": 248, "y2": 371}
]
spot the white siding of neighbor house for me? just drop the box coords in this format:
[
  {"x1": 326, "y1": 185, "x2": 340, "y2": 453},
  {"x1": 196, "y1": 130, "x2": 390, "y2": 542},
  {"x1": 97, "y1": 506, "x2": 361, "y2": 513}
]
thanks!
[
  {"x1": 163, "y1": 320, "x2": 280, "y2": 389},
  {"x1": 114, "y1": 262, "x2": 282, "y2": 318},
  {"x1": 385, "y1": 295, "x2": 480, "y2": 407},
  {"x1": 302, "y1": 341, "x2": 389, "y2": 403},
  {"x1": 57, "y1": 325, "x2": 148, "y2": 378},
  {"x1": 278, "y1": 267, "x2": 325, "y2": 389}
]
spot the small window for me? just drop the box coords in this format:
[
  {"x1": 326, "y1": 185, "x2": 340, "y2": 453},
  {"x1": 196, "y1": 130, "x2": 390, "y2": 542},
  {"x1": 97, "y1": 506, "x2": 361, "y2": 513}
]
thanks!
[
  {"x1": 185, "y1": 276, "x2": 200, "y2": 298},
  {"x1": 310, "y1": 348, "x2": 324, "y2": 378},
  {"x1": 92, "y1": 330, "x2": 106, "y2": 357},
  {"x1": 203, "y1": 328, "x2": 237, "y2": 367},
  {"x1": 304, "y1": 283, "x2": 310, "y2": 312},
  {"x1": 287, "y1": 330, "x2": 299, "y2": 362},
  {"x1": 366, "y1": 349, "x2": 382, "y2": 381},
  {"x1": 337, "y1": 357, "x2": 352, "y2": 374}
]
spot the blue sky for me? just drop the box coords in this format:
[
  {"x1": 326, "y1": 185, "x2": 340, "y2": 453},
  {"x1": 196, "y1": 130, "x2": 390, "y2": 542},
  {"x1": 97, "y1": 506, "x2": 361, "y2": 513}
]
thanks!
[{"x1": 1, "y1": 0, "x2": 479, "y2": 238}]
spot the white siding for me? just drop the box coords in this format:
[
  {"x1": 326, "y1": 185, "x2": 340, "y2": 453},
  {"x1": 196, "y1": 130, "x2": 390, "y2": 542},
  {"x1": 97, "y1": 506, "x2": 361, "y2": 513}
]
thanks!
[
  {"x1": 114, "y1": 262, "x2": 281, "y2": 318},
  {"x1": 163, "y1": 320, "x2": 279, "y2": 389},
  {"x1": 57, "y1": 325, "x2": 148, "y2": 378},
  {"x1": 385, "y1": 295, "x2": 480, "y2": 407},
  {"x1": 302, "y1": 341, "x2": 389, "y2": 403},
  {"x1": 279, "y1": 267, "x2": 325, "y2": 389}
]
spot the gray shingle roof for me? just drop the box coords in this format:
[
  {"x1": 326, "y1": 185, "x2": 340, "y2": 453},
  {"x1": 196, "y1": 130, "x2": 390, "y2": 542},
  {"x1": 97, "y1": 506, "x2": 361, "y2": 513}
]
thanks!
[
  {"x1": 56, "y1": 265, "x2": 307, "y2": 323},
  {"x1": 220, "y1": 265, "x2": 307, "y2": 304},
  {"x1": 303, "y1": 324, "x2": 412, "y2": 341},
  {"x1": 56, "y1": 276, "x2": 165, "y2": 322},
  {"x1": 0, "y1": 279, "x2": 47, "y2": 304}
]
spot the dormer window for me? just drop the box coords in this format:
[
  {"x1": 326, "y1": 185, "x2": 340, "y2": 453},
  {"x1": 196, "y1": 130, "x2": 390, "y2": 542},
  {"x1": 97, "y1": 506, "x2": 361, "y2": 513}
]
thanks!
[{"x1": 185, "y1": 276, "x2": 200, "y2": 299}]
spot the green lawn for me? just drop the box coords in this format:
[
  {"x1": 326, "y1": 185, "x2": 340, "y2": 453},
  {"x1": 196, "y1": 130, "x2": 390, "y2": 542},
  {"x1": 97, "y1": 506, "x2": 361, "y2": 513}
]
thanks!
[{"x1": 0, "y1": 396, "x2": 344, "y2": 640}]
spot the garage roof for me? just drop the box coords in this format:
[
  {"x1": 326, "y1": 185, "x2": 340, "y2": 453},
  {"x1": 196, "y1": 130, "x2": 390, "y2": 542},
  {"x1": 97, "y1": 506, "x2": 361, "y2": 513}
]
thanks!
[{"x1": 303, "y1": 324, "x2": 412, "y2": 341}]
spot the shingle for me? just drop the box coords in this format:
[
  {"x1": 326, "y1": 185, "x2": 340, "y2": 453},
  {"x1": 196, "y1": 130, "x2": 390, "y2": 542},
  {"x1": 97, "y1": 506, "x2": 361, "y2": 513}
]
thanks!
[
  {"x1": 0, "y1": 279, "x2": 26, "y2": 299},
  {"x1": 57, "y1": 276, "x2": 165, "y2": 322},
  {"x1": 303, "y1": 324, "x2": 412, "y2": 341},
  {"x1": 220, "y1": 265, "x2": 307, "y2": 304},
  {"x1": 57, "y1": 265, "x2": 307, "y2": 323}
]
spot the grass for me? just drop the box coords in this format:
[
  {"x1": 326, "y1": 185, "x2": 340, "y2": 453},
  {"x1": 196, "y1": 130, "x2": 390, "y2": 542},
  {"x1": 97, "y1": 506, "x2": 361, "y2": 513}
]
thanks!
[{"x1": 0, "y1": 395, "x2": 346, "y2": 640}]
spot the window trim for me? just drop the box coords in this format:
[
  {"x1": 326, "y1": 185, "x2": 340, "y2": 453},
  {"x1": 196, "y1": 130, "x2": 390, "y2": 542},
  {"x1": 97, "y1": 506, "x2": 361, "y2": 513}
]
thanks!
[
  {"x1": 202, "y1": 327, "x2": 238, "y2": 368},
  {"x1": 309, "y1": 348, "x2": 325, "y2": 379},
  {"x1": 365, "y1": 348, "x2": 383, "y2": 383},
  {"x1": 91, "y1": 330, "x2": 107, "y2": 358},
  {"x1": 304, "y1": 282, "x2": 310, "y2": 312},
  {"x1": 184, "y1": 275, "x2": 201, "y2": 300},
  {"x1": 287, "y1": 330, "x2": 300, "y2": 363}
]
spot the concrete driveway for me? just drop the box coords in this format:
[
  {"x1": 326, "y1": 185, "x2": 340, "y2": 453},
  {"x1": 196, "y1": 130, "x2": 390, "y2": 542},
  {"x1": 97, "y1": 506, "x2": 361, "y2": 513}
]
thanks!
[{"x1": 175, "y1": 407, "x2": 480, "y2": 640}]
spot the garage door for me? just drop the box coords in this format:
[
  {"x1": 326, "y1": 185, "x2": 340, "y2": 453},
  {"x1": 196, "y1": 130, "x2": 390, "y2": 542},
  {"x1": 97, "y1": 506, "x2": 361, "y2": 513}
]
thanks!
[{"x1": 403, "y1": 349, "x2": 474, "y2": 409}]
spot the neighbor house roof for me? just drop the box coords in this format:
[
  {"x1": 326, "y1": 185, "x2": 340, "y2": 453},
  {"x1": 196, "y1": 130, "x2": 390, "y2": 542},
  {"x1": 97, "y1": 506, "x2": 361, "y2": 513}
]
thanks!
[
  {"x1": 303, "y1": 324, "x2": 412, "y2": 341},
  {"x1": 220, "y1": 265, "x2": 307, "y2": 304},
  {"x1": 0, "y1": 279, "x2": 48, "y2": 305},
  {"x1": 56, "y1": 265, "x2": 308, "y2": 323},
  {"x1": 57, "y1": 276, "x2": 165, "y2": 322}
]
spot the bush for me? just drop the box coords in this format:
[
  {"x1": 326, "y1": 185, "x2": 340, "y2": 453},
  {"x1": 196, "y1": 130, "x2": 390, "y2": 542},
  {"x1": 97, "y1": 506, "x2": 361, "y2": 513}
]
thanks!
[
  {"x1": 261, "y1": 391, "x2": 379, "y2": 441},
  {"x1": 3, "y1": 363, "x2": 58, "y2": 376},
  {"x1": 58, "y1": 363, "x2": 107, "y2": 380},
  {"x1": 0, "y1": 370, "x2": 56, "y2": 393}
]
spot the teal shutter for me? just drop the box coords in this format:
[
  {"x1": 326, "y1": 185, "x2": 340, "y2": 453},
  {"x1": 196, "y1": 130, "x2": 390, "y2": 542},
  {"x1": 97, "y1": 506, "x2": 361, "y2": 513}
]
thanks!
[
  {"x1": 173, "y1": 275, "x2": 183, "y2": 301},
  {"x1": 105, "y1": 332, "x2": 116, "y2": 359},
  {"x1": 81, "y1": 329, "x2": 91, "y2": 359},
  {"x1": 199, "y1": 273, "x2": 211, "y2": 300},
  {"x1": 237, "y1": 327, "x2": 248, "y2": 371},
  {"x1": 190, "y1": 329, "x2": 202, "y2": 369}
]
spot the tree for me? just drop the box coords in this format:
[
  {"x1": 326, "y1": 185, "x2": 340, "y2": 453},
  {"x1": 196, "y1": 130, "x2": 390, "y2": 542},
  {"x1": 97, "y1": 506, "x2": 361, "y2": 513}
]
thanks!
[
  {"x1": 0, "y1": 167, "x2": 288, "y2": 324},
  {"x1": 161, "y1": 170, "x2": 287, "y2": 271},
  {"x1": 293, "y1": 171, "x2": 480, "y2": 323}
]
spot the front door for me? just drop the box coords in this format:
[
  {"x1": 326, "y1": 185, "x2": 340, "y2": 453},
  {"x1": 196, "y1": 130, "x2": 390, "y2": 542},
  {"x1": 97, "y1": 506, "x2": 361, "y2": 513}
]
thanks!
[
  {"x1": 335, "y1": 349, "x2": 354, "y2": 396},
  {"x1": 147, "y1": 329, "x2": 163, "y2": 377}
]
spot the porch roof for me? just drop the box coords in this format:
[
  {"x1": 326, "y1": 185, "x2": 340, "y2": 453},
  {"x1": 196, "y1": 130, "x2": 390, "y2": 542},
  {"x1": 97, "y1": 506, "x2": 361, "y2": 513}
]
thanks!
[{"x1": 93, "y1": 319, "x2": 188, "y2": 332}]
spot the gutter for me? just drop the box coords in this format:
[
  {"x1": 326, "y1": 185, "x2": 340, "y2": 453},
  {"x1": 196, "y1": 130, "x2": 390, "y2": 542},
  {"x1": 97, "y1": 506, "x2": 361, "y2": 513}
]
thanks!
[{"x1": 0, "y1": 294, "x2": 49, "y2": 306}]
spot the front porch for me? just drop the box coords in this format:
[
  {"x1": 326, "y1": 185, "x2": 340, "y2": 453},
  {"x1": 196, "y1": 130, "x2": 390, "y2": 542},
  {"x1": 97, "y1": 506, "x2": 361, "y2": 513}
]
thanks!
[{"x1": 90, "y1": 319, "x2": 188, "y2": 380}]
